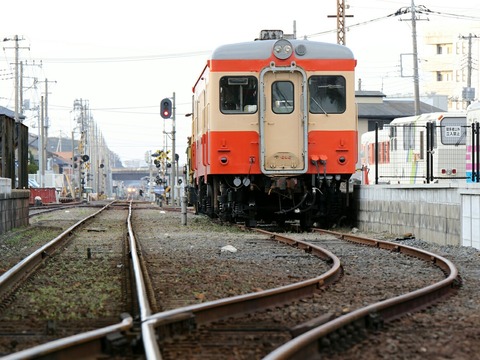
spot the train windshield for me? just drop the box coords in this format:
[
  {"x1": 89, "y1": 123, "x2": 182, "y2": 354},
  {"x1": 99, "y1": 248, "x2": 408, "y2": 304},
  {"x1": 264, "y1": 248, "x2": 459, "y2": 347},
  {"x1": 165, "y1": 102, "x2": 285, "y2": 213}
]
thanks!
[
  {"x1": 272, "y1": 81, "x2": 294, "y2": 114},
  {"x1": 308, "y1": 76, "x2": 346, "y2": 114},
  {"x1": 220, "y1": 76, "x2": 258, "y2": 113}
]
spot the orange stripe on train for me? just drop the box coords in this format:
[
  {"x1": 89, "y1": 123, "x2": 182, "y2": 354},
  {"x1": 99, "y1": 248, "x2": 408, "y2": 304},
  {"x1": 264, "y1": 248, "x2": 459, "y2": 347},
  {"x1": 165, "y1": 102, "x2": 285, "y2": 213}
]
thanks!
[{"x1": 209, "y1": 58, "x2": 357, "y2": 72}]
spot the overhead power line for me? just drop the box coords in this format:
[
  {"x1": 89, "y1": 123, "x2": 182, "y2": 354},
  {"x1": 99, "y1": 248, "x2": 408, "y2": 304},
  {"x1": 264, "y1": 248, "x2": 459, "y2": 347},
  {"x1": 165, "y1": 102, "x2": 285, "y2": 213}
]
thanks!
[
  {"x1": 418, "y1": 8, "x2": 480, "y2": 21},
  {"x1": 306, "y1": 6, "x2": 480, "y2": 40},
  {"x1": 26, "y1": 50, "x2": 211, "y2": 64},
  {"x1": 306, "y1": 13, "x2": 397, "y2": 39}
]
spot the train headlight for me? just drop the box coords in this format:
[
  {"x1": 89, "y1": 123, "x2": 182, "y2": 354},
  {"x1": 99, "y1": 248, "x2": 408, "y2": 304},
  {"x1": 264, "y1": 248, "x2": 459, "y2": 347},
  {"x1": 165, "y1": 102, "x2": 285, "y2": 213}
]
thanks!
[
  {"x1": 273, "y1": 39, "x2": 293, "y2": 60},
  {"x1": 338, "y1": 156, "x2": 346, "y2": 164},
  {"x1": 233, "y1": 177, "x2": 242, "y2": 187}
]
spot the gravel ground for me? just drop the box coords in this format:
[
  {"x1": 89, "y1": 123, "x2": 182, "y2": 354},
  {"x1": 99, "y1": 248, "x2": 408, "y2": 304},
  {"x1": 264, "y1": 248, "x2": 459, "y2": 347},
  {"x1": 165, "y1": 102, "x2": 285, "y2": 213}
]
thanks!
[
  {"x1": 132, "y1": 208, "x2": 331, "y2": 310},
  {"x1": 329, "y1": 236, "x2": 480, "y2": 360},
  {"x1": 0, "y1": 203, "x2": 479, "y2": 359},
  {"x1": 131, "y1": 205, "x2": 480, "y2": 359}
]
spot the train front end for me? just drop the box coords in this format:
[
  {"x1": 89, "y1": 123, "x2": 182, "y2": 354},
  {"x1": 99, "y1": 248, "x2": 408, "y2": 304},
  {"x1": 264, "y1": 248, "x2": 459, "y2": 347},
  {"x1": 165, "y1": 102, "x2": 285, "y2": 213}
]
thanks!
[{"x1": 189, "y1": 30, "x2": 357, "y2": 228}]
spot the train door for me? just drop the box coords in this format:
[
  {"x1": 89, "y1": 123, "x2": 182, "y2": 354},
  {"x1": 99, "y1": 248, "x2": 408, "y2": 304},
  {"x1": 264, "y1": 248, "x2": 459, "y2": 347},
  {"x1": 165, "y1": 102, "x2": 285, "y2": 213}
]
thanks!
[{"x1": 259, "y1": 67, "x2": 308, "y2": 175}]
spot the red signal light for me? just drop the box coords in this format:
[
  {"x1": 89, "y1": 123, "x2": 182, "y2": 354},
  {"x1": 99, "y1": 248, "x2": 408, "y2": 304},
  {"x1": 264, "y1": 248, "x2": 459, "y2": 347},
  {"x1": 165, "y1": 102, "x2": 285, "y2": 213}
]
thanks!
[{"x1": 160, "y1": 98, "x2": 172, "y2": 119}]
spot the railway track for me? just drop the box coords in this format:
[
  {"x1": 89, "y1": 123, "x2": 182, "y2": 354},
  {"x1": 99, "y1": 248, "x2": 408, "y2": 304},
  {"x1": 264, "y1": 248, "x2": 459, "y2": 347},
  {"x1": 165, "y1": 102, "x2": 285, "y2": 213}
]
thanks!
[
  {"x1": 28, "y1": 201, "x2": 86, "y2": 217},
  {"x1": 0, "y1": 201, "x2": 137, "y2": 358},
  {"x1": 0, "y1": 202, "x2": 460, "y2": 359}
]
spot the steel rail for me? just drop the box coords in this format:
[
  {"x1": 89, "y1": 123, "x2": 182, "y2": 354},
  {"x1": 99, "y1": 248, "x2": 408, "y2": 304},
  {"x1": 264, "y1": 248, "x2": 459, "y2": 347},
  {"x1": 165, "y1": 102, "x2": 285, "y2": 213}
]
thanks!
[
  {"x1": 0, "y1": 201, "x2": 115, "y2": 301},
  {"x1": 126, "y1": 201, "x2": 164, "y2": 360},
  {"x1": 146, "y1": 227, "x2": 342, "y2": 337},
  {"x1": 262, "y1": 229, "x2": 460, "y2": 360},
  {"x1": 0, "y1": 201, "x2": 141, "y2": 360},
  {"x1": 0, "y1": 314, "x2": 133, "y2": 360}
]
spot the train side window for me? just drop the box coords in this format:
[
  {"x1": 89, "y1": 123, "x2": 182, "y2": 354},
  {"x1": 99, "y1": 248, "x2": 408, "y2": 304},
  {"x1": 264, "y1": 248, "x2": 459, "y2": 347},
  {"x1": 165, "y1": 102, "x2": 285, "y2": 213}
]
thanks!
[
  {"x1": 220, "y1": 76, "x2": 258, "y2": 114},
  {"x1": 308, "y1": 76, "x2": 346, "y2": 114},
  {"x1": 272, "y1": 81, "x2": 294, "y2": 114},
  {"x1": 389, "y1": 125, "x2": 397, "y2": 151},
  {"x1": 403, "y1": 124, "x2": 415, "y2": 150}
]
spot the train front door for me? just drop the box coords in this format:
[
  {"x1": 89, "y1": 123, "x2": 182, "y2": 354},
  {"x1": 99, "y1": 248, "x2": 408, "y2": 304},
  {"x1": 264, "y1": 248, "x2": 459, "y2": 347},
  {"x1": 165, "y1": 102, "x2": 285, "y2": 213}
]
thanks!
[{"x1": 259, "y1": 67, "x2": 308, "y2": 175}]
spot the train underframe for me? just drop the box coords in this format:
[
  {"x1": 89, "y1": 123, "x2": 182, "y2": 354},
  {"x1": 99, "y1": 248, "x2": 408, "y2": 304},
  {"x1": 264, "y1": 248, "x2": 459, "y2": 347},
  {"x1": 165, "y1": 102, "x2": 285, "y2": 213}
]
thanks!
[{"x1": 188, "y1": 173, "x2": 351, "y2": 229}]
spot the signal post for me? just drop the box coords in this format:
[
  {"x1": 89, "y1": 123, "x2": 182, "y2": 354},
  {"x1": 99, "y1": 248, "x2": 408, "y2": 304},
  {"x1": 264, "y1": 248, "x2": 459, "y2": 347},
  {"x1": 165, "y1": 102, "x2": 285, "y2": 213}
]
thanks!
[{"x1": 160, "y1": 93, "x2": 176, "y2": 205}]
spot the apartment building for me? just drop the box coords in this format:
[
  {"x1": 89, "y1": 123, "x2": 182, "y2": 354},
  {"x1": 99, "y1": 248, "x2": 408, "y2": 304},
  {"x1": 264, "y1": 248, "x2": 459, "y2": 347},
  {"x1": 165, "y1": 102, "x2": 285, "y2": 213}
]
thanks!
[{"x1": 421, "y1": 25, "x2": 480, "y2": 111}]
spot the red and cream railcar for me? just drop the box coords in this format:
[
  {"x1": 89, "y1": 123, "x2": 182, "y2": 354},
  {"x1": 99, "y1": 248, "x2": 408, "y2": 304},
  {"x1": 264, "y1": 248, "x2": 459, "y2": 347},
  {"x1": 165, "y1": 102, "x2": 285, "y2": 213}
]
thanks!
[{"x1": 187, "y1": 30, "x2": 357, "y2": 227}]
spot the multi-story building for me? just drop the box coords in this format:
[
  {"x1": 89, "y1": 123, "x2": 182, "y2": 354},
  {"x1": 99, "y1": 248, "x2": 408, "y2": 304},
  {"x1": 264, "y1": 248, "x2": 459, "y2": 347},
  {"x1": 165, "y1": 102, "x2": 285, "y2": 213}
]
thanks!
[{"x1": 421, "y1": 25, "x2": 480, "y2": 111}]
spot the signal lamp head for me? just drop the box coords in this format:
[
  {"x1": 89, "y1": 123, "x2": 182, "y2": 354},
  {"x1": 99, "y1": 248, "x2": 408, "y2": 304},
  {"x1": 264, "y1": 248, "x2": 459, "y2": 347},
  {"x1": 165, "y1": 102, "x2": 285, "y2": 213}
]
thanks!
[{"x1": 160, "y1": 98, "x2": 172, "y2": 119}]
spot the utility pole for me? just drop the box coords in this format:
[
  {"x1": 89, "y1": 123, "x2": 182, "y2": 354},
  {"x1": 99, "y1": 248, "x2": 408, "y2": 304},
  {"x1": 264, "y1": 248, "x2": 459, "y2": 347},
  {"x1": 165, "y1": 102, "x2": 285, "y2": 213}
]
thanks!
[
  {"x1": 34, "y1": 78, "x2": 56, "y2": 174},
  {"x1": 40, "y1": 96, "x2": 45, "y2": 187},
  {"x1": 19, "y1": 61, "x2": 23, "y2": 119},
  {"x1": 2, "y1": 35, "x2": 28, "y2": 122},
  {"x1": 411, "y1": 0, "x2": 421, "y2": 115},
  {"x1": 397, "y1": 1, "x2": 428, "y2": 115},
  {"x1": 327, "y1": 0, "x2": 353, "y2": 45},
  {"x1": 459, "y1": 33, "x2": 478, "y2": 107},
  {"x1": 42, "y1": 78, "x2": 56, "y2": 146}
]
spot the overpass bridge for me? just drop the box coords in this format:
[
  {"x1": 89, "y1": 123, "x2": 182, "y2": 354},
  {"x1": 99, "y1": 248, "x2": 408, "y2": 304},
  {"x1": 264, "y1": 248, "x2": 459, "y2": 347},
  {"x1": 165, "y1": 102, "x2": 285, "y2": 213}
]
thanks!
[{"x1": 112, "y1": 167, "x2": 151, "y2": 185}]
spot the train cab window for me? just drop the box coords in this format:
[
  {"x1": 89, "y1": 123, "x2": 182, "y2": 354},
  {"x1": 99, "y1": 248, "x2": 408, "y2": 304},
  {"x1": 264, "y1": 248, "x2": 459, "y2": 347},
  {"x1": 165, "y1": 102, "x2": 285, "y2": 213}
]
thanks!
[
  {"x1": 220, "y1": 76, "x2": 258, "y2": 114},
  {"x1": 272, "y1": 81, "x2": 294, "y2": 114},
  {"x1": 308, "y1": 76, "x2": 346, "y2": 114}
]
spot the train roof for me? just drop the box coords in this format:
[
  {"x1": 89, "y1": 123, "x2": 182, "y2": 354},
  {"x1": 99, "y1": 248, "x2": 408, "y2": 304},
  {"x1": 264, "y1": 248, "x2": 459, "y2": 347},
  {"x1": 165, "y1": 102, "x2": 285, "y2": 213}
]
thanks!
[
  {"x1": 211, "y1": 39, "x2": 354, "y2": 60},
  {"x1": 361, "y1": 129, "x2": 390, "y2": 143},
  {"x1": 467, "y1": 101, "x2": 480, "y2": 112},
  {"x1": 390, "y1": 112, "x2": 466, "y2": 125}
]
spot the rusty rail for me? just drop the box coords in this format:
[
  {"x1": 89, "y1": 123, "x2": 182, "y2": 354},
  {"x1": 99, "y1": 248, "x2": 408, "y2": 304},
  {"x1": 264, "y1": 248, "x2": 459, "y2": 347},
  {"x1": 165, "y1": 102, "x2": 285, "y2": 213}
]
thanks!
[
  {"x1": 263, "y1": 229, "x2": 460, "y2": 360},
  {"x1": 0, "y1": 201, "x2": 114, "y2": 302},
  {"x1": 146, "y1": 227, "x2": 342, "y2": 337},
  {"x1": 0, "y1": 201, "x2": 139, "y2": 360}
]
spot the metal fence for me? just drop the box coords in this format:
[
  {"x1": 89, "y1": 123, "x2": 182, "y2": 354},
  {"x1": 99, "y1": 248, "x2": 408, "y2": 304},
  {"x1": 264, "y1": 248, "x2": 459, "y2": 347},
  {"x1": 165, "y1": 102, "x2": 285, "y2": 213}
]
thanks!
[
  {"x1": 467, "y1": 121, "x2": 480, "y2": 183},
  {"x1": 363, "y1": 122, "x2": 480, "y2": 184}
]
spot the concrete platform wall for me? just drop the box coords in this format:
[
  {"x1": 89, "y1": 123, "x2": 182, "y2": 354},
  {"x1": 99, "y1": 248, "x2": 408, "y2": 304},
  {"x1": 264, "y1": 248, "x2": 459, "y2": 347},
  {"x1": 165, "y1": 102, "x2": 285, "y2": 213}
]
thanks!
[
  {"x1": 460, "y1": 186, "x2": 480, "y2": 249},
  {"x1": 0, "y1": 186, "x2": 30, "y2": 235},
  {"x1": 354, "y1": 184, "x2": 480, "y2": 249}
]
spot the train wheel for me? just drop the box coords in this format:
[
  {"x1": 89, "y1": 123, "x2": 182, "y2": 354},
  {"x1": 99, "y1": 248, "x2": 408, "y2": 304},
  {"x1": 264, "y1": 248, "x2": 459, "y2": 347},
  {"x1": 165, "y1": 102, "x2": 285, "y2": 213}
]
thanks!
[
  {"x1": 194, "y1": 197, "x2": 200, "y2": 215},
  {"x1": 206, "y1": 183, "x2": 214, "y2": 217}
]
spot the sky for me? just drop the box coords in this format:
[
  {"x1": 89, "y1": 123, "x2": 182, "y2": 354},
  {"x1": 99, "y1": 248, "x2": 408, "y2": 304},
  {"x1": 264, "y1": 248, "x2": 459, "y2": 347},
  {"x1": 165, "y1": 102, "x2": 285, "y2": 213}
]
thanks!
[{"x1": 1, "y1": 0, "x2": 479, "y2": 166}]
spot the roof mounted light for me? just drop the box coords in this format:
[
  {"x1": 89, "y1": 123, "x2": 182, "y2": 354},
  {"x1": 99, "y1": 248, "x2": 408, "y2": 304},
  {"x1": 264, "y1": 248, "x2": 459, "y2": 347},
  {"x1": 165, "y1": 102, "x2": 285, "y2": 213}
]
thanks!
[{"x1": 273, "y1": 39, "x2": 293, "y2": 60}]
